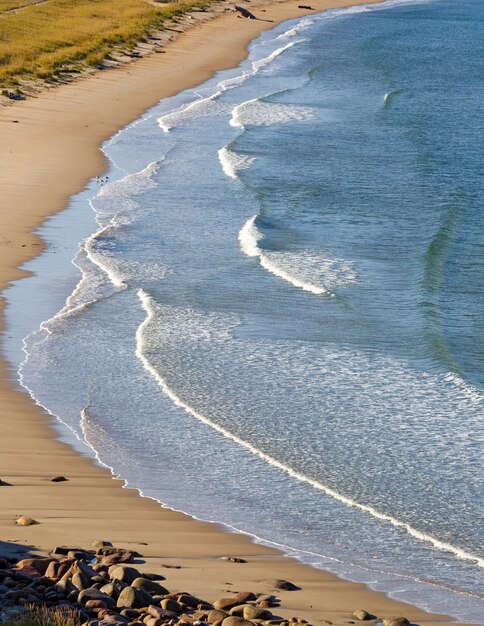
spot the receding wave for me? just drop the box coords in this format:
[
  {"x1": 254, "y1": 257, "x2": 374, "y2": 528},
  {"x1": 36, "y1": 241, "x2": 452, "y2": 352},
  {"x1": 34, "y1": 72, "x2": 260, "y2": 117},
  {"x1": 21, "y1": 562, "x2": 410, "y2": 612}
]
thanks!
[
  {"x1": 238, "y1": 216, "x2": 356, "y2": 295},
  {"x1": 135, "y1": 289, "x2": 484, "y2": 570}
]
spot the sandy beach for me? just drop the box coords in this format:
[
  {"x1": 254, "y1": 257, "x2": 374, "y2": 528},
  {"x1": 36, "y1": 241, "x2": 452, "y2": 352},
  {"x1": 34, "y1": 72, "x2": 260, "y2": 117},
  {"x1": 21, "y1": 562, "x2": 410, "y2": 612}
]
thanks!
[{"x1": 0, "y1": 0, "x2": 477, "y2": 624}]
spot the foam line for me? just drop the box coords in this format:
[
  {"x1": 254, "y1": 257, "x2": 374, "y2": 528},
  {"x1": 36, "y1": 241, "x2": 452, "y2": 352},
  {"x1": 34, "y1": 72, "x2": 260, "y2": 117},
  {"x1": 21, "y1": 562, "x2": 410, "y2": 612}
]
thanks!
[
  {"x1": 238, "y1": 216, "x2": 329, "y2": 295},
  {"x1": 135, "y1": 289, "x2": 484, "y2": 570},
  {"x1": 218, "y1": 146, "x2": 255, "y2": 180}
]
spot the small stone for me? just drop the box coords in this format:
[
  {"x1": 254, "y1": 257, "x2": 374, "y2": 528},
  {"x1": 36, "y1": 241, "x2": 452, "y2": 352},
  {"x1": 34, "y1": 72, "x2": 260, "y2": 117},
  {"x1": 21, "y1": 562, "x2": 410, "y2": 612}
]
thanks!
[
  {"x1": 177, "y1": 593, "x2": 205, "y2": 608},
  {"x1": 221, "y1": 618, "x2": 254, "y2": 626},
  {"x1": 102, "y1": 552, "x2": 135, "y2": 566},
  {"x1": 50, "y1": 476, "x2": 69, "y2": 482},
  {"x1": 79, "y1": 588, "x2": 116, "y2": 609},
  {"x1": 233, "y1": 592, "x2": 256, "y2": 604},
  {"x1": 222, "y1": 557, "x2": 247, "y2": 564},
  {"x1": 383, "y1": 619, "x2": 409, "y2": 626},
  {"x1": 110, "y1": 566, "x2": 141, "y2": 585},
  {"x1": 92, "y1": 540, "x2": 113, "y2": 550},
  {"x1": 243, "y1": 607, "x2": 271, "y2": 621},
  {"x1": 147, "y1": 606, "x2": 179, "y2": 620},
  {"x1": 85, "y1": 600, "x2": 108, "y2": 610},
  {"x1": 121, "y1": 610, "x2": 141, "y2": 619},
  {"x1": 15, "y1": 557, "x2": 56, "y2": 575},
  {"x1": 46, "y1": 559, "x2": 74, "y2": 579},
  {"x1": 100, "y1": 581, "x2": 125, "y2": 598},
  {"x1": 117, "y1": 586, "x2": 151, "y2": 610},
  {"x1": 214, "y1": 599, "x2": 240, "y2": 611},
  {"x1": 352, "y1": 610, "x2": 371, "y2": 621},
  {"x1": 72, "y1": 572, "x2": 89, "y2": 591},
  {"x1": 142, "y1": 573, "x2": 166, "y2": 580},
  {"x1": 161, "y1": 599, "x2": 183, "y2": 614},
  {"x1": 229, "y1": 606, "x2": 246, "y2": 617},
  {"x1": 266, "y1": 580, "x2": 300, "y2": 591},
  {"x1": 145, "y1": 619, "x2": 165, "y2": 626},
  {"x1": 16, "y1": 516, "x2": 39, "y2": 526}
]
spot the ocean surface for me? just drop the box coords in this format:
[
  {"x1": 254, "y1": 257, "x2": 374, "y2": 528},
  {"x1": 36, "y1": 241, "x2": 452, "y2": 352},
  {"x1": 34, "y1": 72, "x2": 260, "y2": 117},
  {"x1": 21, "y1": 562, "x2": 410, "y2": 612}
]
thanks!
[{"x1": 4, "y1": 0, "x2": 483, "y2": 622}]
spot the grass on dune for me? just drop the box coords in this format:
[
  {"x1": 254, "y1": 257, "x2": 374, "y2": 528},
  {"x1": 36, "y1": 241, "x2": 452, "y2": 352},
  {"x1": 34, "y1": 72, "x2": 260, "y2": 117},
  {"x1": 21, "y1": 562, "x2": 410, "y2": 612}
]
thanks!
[
  {"x1": 0, "y1": 0, "x2": 210, "y2": 88},
  {"x1": 1, "y1": 605, "x2": 82, "y2": 626}
]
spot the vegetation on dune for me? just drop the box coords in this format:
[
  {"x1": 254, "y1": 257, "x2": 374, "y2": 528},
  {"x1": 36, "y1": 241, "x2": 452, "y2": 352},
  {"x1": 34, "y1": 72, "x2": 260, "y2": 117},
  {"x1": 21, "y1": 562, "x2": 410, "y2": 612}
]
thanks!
[
  {"x1": 1, "y1": 605, "x2": 82, "y2": 626},
  {"x1": 0, "y1": 0, "x2": 210, "y2": 89}
]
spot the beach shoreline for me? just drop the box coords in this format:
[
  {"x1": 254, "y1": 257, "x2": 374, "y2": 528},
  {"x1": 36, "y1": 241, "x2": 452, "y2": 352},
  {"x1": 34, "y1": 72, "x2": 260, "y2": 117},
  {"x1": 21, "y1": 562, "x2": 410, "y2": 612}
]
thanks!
[{"x1": 0, "y1": 0, "x2": 477, "y2": 624}]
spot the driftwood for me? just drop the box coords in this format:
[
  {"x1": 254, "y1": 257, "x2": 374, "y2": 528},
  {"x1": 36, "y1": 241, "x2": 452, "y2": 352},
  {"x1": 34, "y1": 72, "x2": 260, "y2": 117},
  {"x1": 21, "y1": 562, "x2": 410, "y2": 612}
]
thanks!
[
  {"x1": 298, "y1": 4, "x2": 314, "y2": 8},
  {"x1": 234, "y1": 5, "x2": 256, "y2": 18}
]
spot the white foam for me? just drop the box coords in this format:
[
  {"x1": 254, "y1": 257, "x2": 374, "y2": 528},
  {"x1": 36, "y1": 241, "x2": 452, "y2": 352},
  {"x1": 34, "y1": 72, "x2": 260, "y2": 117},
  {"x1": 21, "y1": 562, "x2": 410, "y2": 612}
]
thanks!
[
  {"x1": 135, "y1": 289, "x2": 484, "y2": 571},
  {"x1": 443, "y1": 372, "x2": 484, "y2": 404},
  {"x1": 230, "y1": 97, "x2": 315, "y2": 129},
  {"x1": 157, "y1": 41, "x2": 302, "y2": 133},
  {"x1": 218, "y1": 146, "x2": 255, "y2": 179},
  {"x1": 238, "y1": 216, "x2": 356, "y2": 295},
  {"x1": 158, "y1": 98, "x2": 227, "y2": 133},
  {"x1": 277, "y1": 17, "x2": 316, "y2": 40}
]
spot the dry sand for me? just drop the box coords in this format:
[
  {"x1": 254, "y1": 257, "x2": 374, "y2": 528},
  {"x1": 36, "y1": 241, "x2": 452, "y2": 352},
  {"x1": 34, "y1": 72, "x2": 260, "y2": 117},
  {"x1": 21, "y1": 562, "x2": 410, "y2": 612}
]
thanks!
[{"x1": 0, "y1": 0, "x2": 475, "y2": 624}]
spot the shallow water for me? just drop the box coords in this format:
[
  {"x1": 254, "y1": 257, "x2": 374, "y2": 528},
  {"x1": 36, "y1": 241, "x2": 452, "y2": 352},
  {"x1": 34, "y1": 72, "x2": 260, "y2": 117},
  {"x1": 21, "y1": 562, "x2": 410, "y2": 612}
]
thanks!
[{"x1": 4, "y1": 0, "x2": 483, "y2": 622}]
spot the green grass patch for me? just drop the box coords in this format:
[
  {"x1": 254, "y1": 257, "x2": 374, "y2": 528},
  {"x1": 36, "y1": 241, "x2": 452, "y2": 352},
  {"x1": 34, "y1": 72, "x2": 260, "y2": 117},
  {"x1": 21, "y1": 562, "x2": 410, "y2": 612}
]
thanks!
[{"x1": 0, "y1": 0, "x2": 210, "y2": 88}]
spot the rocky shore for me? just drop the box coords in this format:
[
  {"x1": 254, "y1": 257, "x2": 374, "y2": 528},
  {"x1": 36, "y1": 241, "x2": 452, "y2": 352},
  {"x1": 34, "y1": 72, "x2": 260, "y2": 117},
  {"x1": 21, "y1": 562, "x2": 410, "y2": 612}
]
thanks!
[{"x1": 0, "y1": 541, "x2": 413, "y2": 626}]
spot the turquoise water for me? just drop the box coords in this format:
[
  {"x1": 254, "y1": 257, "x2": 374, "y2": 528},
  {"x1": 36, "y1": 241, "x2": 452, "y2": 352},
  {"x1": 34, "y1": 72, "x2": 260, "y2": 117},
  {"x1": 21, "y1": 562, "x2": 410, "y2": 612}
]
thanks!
[{"x1": 4, "y1": 0, "x2": 483, "y2": 621}]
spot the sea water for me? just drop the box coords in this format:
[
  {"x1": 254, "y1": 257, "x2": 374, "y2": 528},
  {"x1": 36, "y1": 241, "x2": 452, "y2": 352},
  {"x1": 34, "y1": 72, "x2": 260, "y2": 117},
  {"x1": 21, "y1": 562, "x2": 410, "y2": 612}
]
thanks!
[{"x1": 4, "y1": 0, "x2": 483, "y2": 621}]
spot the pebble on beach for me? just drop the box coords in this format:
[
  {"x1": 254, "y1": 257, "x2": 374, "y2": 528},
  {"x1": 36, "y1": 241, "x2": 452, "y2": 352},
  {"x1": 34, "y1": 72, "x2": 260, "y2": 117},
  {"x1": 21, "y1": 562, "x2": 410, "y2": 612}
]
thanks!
[
  {"x1": 0, "y1": 541, "x2": 414, "y2": 626},
  {"x1": 15, "y1": 516, "x2": 40, "y2": 526}
]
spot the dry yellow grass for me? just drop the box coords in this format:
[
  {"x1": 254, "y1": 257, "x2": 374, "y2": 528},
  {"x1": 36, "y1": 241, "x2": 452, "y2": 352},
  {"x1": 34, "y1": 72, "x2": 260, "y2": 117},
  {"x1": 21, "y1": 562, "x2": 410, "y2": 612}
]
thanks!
[{"x1": 0, "y1": 0, "x2": 210, "y2": 88}]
